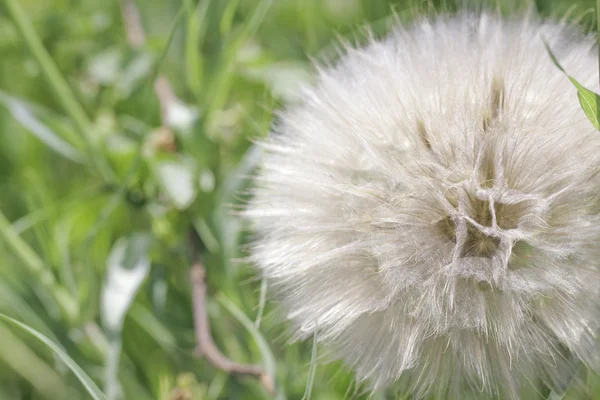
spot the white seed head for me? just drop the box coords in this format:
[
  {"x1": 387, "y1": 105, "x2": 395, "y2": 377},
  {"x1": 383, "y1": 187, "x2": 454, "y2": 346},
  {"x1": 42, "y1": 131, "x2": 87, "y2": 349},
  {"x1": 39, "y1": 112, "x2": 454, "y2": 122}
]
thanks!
[{"x1": 245, "y1": 13, "x2": 600, "y2": 398}]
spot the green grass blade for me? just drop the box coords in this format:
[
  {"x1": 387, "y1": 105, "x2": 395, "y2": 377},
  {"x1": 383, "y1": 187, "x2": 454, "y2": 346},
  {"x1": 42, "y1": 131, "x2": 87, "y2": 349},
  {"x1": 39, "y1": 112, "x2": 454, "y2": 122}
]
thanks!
[
  {"x1": 0, "y1": 281, "x2": 58, "y2": 343},
  {"x1": 220, "y1": 0, "x2": 241, "y2": 35},
  {"x1": 184, "y1": 0, "x2": 211, "y2": 99},
  {"x1": 0, "y1": 322, "x2": 66, "y2": 397},
  {"x1": 216, "y1": 293, "x2": 277, "y2": 393},
  {"x1": 597, "y1": 0, "x2": 600, "y2": 88},
  {"x1": 129, "y1": 304, "x2": 177, "y2": 351},
  {"x1": 0, "y1": 93, "x2": 85, "y2": 163},
  {"x1": 0, "y1": 209, "x2": 78, "y2": 320},
  {"x1": 0, "y1": 313, "x2": 107, "y2": 400},
  {"x1": 546, "y1": 361, "x2": 586, "y2": 400},
  {"x1": 193, "y1": 217, "x2": 221, "y2": 254},
  {"x1": 4, "y1": 0, "x2": 114, "y2": 182},
  {"x1": 206, "y1": 0, "x2": 272, "y2": 120},
  {"x1": 214, "y1": 144, "x2": 263, "y2": 273},
  {"x1": 254, "y1": 276, "x2": 267, "y2": 329},
  {"x1": 148, "y1": 3, "x2": 187, "y2": 85},
  {"x1": 301, "y1": 327, "x2": 318, "y2": 400},
  {"x1": 207, "y1": 373, "x2": 228, "y2": 400},
  {"x1": 342, "y1": 379, "x2": 357, "y2": 400}
]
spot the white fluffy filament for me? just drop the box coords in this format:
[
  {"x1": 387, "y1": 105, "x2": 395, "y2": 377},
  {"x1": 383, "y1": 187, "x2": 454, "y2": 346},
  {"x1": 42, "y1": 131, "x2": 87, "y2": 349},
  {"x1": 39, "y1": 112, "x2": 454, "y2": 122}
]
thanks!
[{"x1": 245, "y1": 13, "x2": 600, "y2": 398}]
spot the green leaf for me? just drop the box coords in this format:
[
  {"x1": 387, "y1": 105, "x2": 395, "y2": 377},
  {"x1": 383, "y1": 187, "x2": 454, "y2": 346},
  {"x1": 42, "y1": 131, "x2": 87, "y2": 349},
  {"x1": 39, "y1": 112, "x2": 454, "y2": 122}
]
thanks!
[
  {"x1": 101, "y1": 233, "x2": 152, "y2": 400},
  {"x1": 544, "y1": 40, "x2": 600, "y2": 130},
  {"x1": 153, "y1": 157, "x2": 198, "y2": 210},
  {"x1": 83, "y1": 154, "x2": 142, "y2": 247},
  {"x1": 0, "y1": 92, "x2": 85, "y2": 163},
  {"x1": 101, "y1": 234, "x2": 152, "y2": 332},
  {"x1": 570, "y1": 77, "x2": 600, "y2": 130},
  {"x1": 0, "y1": 313, "x2": 107, "y2": 400}
]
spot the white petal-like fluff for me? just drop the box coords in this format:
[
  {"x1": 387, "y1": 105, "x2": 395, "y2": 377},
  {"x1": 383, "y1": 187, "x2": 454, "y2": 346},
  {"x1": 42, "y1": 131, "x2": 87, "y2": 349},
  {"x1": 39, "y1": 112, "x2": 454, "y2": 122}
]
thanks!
[{"x1": 245, "y1": 13, "x2": 600, "y2": 398}]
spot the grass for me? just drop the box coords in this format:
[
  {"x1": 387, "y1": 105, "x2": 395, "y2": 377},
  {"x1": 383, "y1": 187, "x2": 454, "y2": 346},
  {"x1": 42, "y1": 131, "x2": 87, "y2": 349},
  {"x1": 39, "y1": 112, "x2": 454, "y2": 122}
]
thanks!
[{"x1": 0, "y1": 0, "x2": 598, "y2": 399}]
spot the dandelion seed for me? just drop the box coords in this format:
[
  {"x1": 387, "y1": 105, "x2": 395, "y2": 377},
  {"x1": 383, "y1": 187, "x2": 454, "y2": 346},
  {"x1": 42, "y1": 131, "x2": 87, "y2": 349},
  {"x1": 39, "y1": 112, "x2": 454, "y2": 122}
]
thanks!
[{"x1": 245, "y1": 13, "x2": 600, "y2": 398}]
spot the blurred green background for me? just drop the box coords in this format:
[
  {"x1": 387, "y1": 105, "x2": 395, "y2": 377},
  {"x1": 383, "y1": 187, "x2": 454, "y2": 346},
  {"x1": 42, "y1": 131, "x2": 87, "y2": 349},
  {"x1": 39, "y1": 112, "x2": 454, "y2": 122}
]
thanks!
[{"x1": 0, "y1": 0, "x2": 598, "y2": 399}]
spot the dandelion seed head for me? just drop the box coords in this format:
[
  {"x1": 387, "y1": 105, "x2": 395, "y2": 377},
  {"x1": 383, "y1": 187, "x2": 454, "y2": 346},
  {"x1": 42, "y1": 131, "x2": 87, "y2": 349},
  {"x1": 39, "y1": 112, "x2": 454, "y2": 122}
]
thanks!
[{"x1": 245, "y1": 13, "x2": 600, "y2": 398}]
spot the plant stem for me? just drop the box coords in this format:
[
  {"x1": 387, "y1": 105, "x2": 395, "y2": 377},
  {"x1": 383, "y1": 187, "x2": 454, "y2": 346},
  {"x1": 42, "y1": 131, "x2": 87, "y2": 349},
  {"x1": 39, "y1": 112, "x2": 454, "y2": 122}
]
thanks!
[
  {"x1": 597, "y1": 0, "x2": 600, "y2": 90},
  {"x1": 190, "y1": 262, "x2": 274, "y2": 395},
  {"x1": 4, "y1": 0, "x2": 114, "y2": 182}
]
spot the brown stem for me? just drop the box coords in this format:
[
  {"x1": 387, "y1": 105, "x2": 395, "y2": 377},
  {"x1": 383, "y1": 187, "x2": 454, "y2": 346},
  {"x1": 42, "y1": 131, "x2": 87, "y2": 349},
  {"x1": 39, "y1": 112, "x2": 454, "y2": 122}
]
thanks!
[
  {"x1": 119, "y1": 0, "x2": 175, "y2": 114},
  {"x1": 120, "y1": 0, "x2": 145, "y2": 48},
  {"x1": 190, "y1": 262, "x2": 274, "y2": 395},
  {"x1": 120, "y1": 0, "x2": 176, "y2": 152}
]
